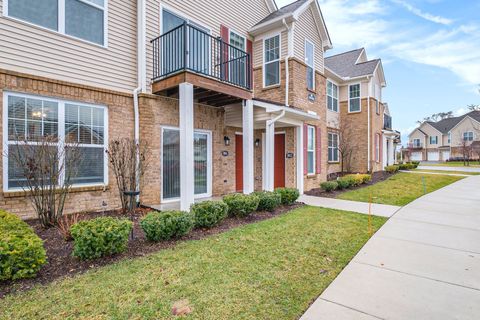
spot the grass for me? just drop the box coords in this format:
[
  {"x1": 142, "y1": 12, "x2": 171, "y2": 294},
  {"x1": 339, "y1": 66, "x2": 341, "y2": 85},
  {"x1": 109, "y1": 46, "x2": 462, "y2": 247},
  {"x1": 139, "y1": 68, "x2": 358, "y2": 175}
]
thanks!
[
  {"x1": 337, "y1": 172, "x2": 463, "y2": 206},
  {"x1": 413, "y1": 169, "x2": 480, "y2": 176},
  {"x1": 0, "y1": 206, "x2": 386, "y2": 320},
  {"x1": 426, "y1": 161, "x2": 480, "y2": 167}
]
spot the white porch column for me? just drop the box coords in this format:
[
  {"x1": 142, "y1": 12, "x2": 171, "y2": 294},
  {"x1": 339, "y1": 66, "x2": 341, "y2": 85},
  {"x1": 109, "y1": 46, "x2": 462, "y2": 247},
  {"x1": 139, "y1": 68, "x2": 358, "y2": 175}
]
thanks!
[
  {"x1": 179, "y1": 82, "x2": 194, "y2": 211},
  {"x1": 242, "y1": 100, "x2": 255, "y2": 194},
  {"x1": 264, "y1": 121, "x2": 275, "y2": 191},
  {"x1": 388, "y1": 138, "x2": 395, "y2": 166},
  {"x1": 296, "y1": 125, "x2": 304, "y2": 195}
]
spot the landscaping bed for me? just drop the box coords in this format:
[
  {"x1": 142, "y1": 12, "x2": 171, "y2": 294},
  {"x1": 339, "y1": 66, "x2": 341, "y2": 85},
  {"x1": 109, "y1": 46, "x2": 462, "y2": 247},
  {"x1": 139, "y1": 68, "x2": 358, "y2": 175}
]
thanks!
[
  {"x1": 305, "y1": 171, "x2": 393, "y2": 198},
  {"x1": 0, "y1": 203, "x2": 302, "y2": 298}
]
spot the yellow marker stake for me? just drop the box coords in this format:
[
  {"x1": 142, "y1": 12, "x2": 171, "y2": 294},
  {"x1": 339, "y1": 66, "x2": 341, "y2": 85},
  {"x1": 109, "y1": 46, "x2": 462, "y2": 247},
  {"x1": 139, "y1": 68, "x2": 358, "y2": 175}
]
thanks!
[{"x1": 368, "y1": 193, "x2": 373, "y2": 237}]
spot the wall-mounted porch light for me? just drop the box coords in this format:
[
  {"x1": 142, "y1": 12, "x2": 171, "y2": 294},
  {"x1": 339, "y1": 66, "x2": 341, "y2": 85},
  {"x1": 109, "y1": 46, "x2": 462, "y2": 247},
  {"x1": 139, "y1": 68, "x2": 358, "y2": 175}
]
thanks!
[
  {"x1": 224, "y1": 136, "x2": 231, "y2": 146},
  {"x1": 255, "y1": 139, "x2": 260, "y2": 147}
]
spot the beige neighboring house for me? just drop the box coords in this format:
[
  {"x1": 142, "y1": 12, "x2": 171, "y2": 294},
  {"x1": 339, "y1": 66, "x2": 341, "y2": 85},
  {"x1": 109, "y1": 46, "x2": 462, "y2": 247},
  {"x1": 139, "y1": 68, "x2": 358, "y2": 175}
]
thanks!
[
  {"x1": 0, "y1": 0, "x2": 395, "y2": 219},
  {"x1": 407, "y1": 111, "x2": 480, "y2": 161}
]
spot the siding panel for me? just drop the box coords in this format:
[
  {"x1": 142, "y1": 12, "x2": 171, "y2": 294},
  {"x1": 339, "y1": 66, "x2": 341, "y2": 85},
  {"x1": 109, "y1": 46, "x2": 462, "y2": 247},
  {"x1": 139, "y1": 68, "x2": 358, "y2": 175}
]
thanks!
[{"x1": 294, "y1": 7, "x2": 324, "y2": 73}]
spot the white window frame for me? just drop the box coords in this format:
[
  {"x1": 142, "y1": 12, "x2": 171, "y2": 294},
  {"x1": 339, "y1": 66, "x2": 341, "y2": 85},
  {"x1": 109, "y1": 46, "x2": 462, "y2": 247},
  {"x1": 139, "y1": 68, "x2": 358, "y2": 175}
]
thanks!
[
  {"x1": 429, "y1": 136, "x2": 438, "y2": 145},
  {"x1": 328, "y1": 132, "x2": 339, "y2": 163},
  {"x1": 448, "y1": 132, "x2": 451, "y2": 144},
  {"x1": 2, "y1": 91, "x2": 109, "y2": 192},
  {"x1": 305, "y1": 39, "x2": 315, "y2": 91},
  {"x1": 413, "y1": 138, "x2": 421, "y2": 147},
  {"x1": 463, "y1": 131, "x2": 474, "y2": 141},
  {"x1": 348, "y1": 83, "x2": 361, "y2": 113},
  {"x1": 3, "y1": 0, "x2": 108, "y2": 47},
  {"x1": 326, "y1": 79, "x2": 338, "y2": 112},
  {"x1": 160, "y1": 126, "x2": 212, "y2": 203},
  {"x1": 307, "y1": 125, "x2": 316, "y2": 175},
  {"x1": 263, "y1": 33, "x2": 281, "y2": 88},
  {"x1": 228, "y1": 29, "x2": 247, "y2": 85},
  {"x1": 375, "y1": 134, "x2": 380, "y2": 162}
]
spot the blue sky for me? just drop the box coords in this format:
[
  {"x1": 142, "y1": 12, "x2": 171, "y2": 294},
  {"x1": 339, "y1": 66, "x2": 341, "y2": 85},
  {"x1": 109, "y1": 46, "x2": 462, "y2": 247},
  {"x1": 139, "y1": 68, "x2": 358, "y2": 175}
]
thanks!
[{"x1": 276, "y1": 0, "x2": 480, "y2": 144}]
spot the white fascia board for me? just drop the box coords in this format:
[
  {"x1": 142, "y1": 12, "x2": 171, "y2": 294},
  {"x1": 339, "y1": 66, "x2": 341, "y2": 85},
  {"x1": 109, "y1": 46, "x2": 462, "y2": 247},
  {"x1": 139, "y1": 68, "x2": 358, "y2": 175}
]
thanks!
[{"x1": 253, "y1": 100, "x2": 319, "y2": 120}]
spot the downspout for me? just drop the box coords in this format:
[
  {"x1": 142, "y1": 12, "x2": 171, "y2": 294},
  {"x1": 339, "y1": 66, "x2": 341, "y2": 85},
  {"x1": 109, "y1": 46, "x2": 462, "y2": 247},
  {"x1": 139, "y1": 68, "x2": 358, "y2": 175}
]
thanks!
[
  {"x1": 267, "y1": 110, "x2": 286, "y2": 127},
  {"x1": 367, "y1": 77, "x2": 371, "y2": 172},
  {"x1": 283, "y1": 19, "x2": 293, "y2": 107}
]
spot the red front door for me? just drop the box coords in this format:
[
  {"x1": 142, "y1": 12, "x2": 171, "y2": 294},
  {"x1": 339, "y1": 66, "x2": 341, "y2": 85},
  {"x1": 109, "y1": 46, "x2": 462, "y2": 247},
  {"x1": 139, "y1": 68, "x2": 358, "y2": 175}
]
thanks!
[
  {"x1": 235, "y1": 135, "x2": 243, "y2": 192},
  {"x1": 274, "y1": 134, "x2": 286, "y2": 188}
]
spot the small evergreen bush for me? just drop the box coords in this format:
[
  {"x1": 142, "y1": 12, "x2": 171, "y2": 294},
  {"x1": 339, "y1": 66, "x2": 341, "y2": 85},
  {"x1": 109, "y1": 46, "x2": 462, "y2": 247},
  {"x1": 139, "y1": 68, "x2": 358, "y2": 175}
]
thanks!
[
  {"x1": 385, "y1": 165, "x2": 400, "y2": 174},
  {"x1": 320, "y1": 181, "x2": 338, "y2": 192},
  {"x1": 254, "y1": 191, "x2": 282, "y2": 212},
  {"x1": 191, "y1": 201, "x2": 228, "y2": 228},
  {"x1": 274, "y1": 188, "x2": 300, "y2": 205},
  {"x1": 223, "y1": 193, "x2": 260, "y2": 217},
  {"x1": 141, "y1": 211, "x2": 194, "y2": 242}
]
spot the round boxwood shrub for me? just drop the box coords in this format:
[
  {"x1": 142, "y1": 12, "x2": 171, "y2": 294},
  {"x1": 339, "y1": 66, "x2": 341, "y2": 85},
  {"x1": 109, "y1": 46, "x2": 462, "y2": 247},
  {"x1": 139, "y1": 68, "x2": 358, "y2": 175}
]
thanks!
[
  {"x1": 385, "y1": 165, "x2": 400, "y2": 174},
  {"x1": 0, "y1": 210, "x2": 47, "y2": 281},
  {"x1": 140, "y1": 211, "x2": 194, "y2": 242},
  {"x1": 336, "y1": 179, "x2": 351, "y2": 190},
  {"x1": 254, "y1": 191, "x2": 282, "y2": 212},
  {"x1": 321, "y1": 181, "x2": 338, "y2": 192},
  {"x1": 223, "y1": 193, "x2": 260, "y2": 218},
  {"x1": 191, "y1": 200, "x2": 228, "y2": 228},
  {"x1": 274, "y1": 188, "x2": 300, "y2": 205},
  {"x1": 71, "y1": 217, "x2": 133, "y2": 260}
]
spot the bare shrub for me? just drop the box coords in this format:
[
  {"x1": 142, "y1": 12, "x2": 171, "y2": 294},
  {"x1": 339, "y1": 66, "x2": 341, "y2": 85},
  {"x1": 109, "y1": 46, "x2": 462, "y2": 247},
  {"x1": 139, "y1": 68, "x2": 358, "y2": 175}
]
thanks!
[{"x1": 56, "y1": 212, "x2": 81, "y2": 241}]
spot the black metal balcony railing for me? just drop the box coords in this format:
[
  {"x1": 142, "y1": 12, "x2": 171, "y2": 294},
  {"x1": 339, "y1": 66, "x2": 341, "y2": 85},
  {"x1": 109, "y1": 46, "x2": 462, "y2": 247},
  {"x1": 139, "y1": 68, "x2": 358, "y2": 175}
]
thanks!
[
  {"x1": 151, "y1": 23, "x2": 251, "y2": 90},
  {"x1": 383, "y1": 114, "x2": 392, "y2": 130},
  {"x1": 407, "y1": 142, "x2": 423, "y2": 149}
]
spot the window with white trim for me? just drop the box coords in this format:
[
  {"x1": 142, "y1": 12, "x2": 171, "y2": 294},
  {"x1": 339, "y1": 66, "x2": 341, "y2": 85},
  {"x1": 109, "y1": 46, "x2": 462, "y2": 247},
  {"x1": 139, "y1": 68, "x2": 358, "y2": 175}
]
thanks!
[
  {"x1": 305, "y1": 40, "x2": 315, "y2": 91},
  {"x1": 327, "y1": 80, "x2": 338, "y2": 112},
  {"x1": 4, "y1": 92, "x2": 107, "y2": 190},
  {"x1": 6, "y1": 0, "x2": 107, "y2": 46},
  {"x1": 448, "y1": 133, "x2": 451, "y2": 144},
  {"x1": 307, "y1": 126, "x2": 315, "y2": 174},
  {"x1": 264, "y1": 34, "x2": 280, "y2": 87},
  {"x1": 328, "y1": 133, "x2": 339, "y2": 162},
  {"x1": 429, "y1": 136, "x2": 438, "y2": 145},
  {"x1": 464, "y1": 131, "x2": 474, "y2": 141},
  {"x1": 349, "y1": 84, "x2": 361, "y2": 112},
  {"x1": 413, "y1": 138, "x2": 421, "y2": 147}
]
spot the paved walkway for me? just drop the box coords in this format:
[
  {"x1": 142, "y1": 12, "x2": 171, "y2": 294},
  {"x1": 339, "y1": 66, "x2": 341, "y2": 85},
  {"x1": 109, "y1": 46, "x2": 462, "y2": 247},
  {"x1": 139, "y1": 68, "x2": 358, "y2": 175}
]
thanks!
[
  {"x1": 299, "y1": 195, "x2": 400, "y2": 218},
  {"x1": 418, "y1": 165, "x2": 480, "y2": 173},
  {"x1": 301, "y1": 175, "x2": 480, "y2": 320},
  {"x1": 400, "y1": 170, "x2": 471, "y2": 177}
]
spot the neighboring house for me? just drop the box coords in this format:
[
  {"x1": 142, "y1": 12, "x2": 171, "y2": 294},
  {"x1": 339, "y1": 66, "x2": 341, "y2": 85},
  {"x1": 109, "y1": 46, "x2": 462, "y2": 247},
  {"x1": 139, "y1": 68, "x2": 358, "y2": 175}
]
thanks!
[
  {"x1": 406, "y1": 111, "x2": 480, "y2": 161},
  {"x1": 324, "y1": 48, "x2": 400, "y2": 174},
  {"x1": 0, "y1": 0, "x2": 395, "y2": 218}
]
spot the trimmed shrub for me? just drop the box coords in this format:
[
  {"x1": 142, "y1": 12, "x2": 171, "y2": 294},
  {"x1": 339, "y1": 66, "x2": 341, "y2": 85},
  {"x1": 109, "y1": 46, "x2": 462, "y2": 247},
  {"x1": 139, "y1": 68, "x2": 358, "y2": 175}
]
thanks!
[
  {"x1": 360, "y1": 174, "x2": 372, "y2": 184},
  {"x1": 399, "y1": 163, "x2": 416, "y2": 170},
  {"x1": 223, "y1": 193, "x2": 260, "y2": 218},
  {"x1": 274, "y1": 188, "x2": 300, "y2": 205},
  {"x1": 385, "y1": 165, "x2": 400, "y2": 174},
  {"x1": 0, "y1": 210, "x2": 47, "y2": 281},
  {"x1": 321, "y1": 181, "x2": 338, "y2": 192},
  {"x1": 336, "y1": 179, "x2": 351, "y2": 190},
  {"x1": 141, "y1": 211, "x2": 194, "y2": 242},
  {"x1": 342, "y1": 174, "x2": 363, "y2": 187},
  {"x1": 71, "y1": 217, "x2": 133, "y2": 260},
  {"x1": 254, "y1": 191, "x2": 282, "y2": 212},
  {"x1": 191, "y1": 201, "x2": 228, "y2": 228}
]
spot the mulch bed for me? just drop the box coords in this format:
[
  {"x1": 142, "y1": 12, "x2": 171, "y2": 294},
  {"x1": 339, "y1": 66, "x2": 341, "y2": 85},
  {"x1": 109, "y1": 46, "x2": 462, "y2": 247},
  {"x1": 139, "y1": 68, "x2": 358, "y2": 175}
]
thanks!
[
  {"x1": 305, "y1": 171, "x2": 394, "y2": 198},
  {"x1": 0, "y1": 203, "x2": 303, "y2": 298}
]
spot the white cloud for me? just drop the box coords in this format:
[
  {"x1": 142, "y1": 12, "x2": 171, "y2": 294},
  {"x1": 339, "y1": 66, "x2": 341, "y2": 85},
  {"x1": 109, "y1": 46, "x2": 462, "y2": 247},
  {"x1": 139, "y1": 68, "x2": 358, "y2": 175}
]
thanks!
[{"x1": 390, "y1": 0, "x2": 453, "y2": 25}]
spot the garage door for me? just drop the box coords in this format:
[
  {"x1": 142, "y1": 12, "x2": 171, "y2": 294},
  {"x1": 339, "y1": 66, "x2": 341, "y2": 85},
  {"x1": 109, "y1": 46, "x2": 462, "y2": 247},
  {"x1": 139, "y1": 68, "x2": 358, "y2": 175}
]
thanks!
[
  {"x1": 442, "y1": 151, "x2": 450, "y2": 161},
  {"x1": 411, "y1": 152, "x2": 422, "y2": 161},
  {"x1": 428, "y1": 152, "x2": 439, "y2": 161}
]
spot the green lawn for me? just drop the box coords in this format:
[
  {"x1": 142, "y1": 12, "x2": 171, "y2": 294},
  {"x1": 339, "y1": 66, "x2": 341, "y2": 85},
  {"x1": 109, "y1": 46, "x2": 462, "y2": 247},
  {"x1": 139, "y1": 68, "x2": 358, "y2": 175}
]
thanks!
[
  {"x1": 426, "y1": 161, "x2": 480, "y2": 167},
  {"x1": 0, "y1": 207, "x2": 386, "y2": 320},
  {"x1": 337, "y1": 172, "x2": 463, "y2": 206},
  {"x1": 414, "y1": 169, "x2": 480, "y2": 176}
]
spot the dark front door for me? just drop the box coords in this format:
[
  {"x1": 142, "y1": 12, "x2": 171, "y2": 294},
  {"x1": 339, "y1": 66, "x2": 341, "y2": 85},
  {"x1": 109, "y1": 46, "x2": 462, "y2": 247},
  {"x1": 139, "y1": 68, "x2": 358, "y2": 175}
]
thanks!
[
  {"x1": 274, "y1": 134, "x2": 286, "y2": 188},
  {"x1": 235, "y1": 134, "x2": 243, "y2": 192}
]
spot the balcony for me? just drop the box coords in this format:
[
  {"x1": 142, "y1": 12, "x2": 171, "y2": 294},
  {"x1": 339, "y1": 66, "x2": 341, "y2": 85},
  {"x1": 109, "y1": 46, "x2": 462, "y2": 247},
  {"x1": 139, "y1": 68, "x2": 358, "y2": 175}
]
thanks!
[
  {"x1": 383, "y1": 114, "x2": 392, "y2": 130},
  {"x1": 407, "y1": 142, "x2": 423, "y2": 149},
  {"x1": 151, "y1": 23, "x2": 252, "y2": 106}
]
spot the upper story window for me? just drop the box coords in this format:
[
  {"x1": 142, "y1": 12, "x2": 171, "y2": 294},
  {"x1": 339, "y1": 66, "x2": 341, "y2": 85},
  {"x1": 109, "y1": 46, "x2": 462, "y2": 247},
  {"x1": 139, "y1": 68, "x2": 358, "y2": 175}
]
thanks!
[
  {"x1": 327, "y1": 80, "x2": 338, "y2": 112},
  {"x1": 374, "y1": 84, "x2": 380, "y2": 114},
  {"x1": 448, "y1": 133, "x2": 451, "y2": 144},
  {"x1": 349, "y1": 84, "x2": 361, "y2": 112},
  {"x1": 328, "y1": 133, "x2": 339, "y2": 162},
  {"x1": 464, "y1": 131, "x2": 474, "y2": 141},
  {"x1": 307, "y1": 126, "x2": 315, "y2": 175},
  {"x1": 375, "y1": 134, "x2": 380, "y2": 162},
  {"x1": 6, "y1": 0, "x2": 107, "y2": 46},
  {"x1": 264, "y1": 34, "x2": 280, "y2": 87},
  {"x1": 413, "y1": 138, "x2": 421, "y2": 147},
  {"x1": 305, "y1": 40, "x2": 315, "y2": 91},
  {"x1": 429, "y1": 136, "x2": 438, "y2": 144}
]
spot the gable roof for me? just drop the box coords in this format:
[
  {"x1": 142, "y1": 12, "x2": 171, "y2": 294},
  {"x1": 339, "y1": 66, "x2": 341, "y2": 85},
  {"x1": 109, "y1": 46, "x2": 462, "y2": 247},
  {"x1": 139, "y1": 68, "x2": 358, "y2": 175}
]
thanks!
[
  {"x1": 412, "y1": 111, "x2": 480, "y2": 136},
  {"x1": 325, "y1": 48, "x2": 382, "y2": 81},
  {"x1": 255, "y1": 0, "x2": 308, "y2": 26}
]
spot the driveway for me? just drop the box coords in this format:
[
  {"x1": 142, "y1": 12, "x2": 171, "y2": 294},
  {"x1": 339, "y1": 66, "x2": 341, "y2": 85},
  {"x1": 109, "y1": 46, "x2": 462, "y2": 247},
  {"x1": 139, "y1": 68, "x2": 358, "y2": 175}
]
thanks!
[{"x1": 301, "y1": 175, "x2": 480, "y2": 319}]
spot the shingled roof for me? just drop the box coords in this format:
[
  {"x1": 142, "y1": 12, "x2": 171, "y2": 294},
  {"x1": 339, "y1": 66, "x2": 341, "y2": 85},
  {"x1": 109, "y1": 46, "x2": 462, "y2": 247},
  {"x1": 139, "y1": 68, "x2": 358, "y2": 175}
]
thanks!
[
  {"x1": 426, "y1": 111, "x2": 480, "y2": 134},
  {"x1": 253, "y1": 0, "x2": 309, "y2": 27},
  {"x1": 325, "y1": 48, "x2": 381, "y2": 78}
]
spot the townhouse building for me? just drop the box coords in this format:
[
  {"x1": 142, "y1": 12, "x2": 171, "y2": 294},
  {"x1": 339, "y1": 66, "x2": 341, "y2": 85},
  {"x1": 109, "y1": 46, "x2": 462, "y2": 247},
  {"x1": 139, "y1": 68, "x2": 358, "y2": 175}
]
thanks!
[
  {"x1": 407, "y1": 111, "x2": 480, "y2": 161},
  {"x1": 0, "y1": 0, "x2": 396, "y2": 218}
]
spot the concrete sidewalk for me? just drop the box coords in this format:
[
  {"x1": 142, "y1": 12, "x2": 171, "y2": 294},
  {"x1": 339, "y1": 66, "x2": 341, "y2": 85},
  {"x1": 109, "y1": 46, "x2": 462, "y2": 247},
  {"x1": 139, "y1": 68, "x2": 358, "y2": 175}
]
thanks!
[
  {"x1": 299, "y1": 195, "x2": 400, "y2": 218},
  {"x1": 301, "y1": 175, "x2": 480, "y2": 320},
  {"x1": 418, "y1": 165, "x2": 480, "y2": 173},
  {"x1": 400, "y1": 170, "x2": 471, "y2": 177}
]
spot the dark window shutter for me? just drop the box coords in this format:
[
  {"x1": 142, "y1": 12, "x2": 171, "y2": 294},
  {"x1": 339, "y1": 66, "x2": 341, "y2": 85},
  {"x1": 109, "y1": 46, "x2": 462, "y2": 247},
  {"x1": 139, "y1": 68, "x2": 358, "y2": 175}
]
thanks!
[
  {"x1": 303, "y1": 124, "x2": 308, "y2": 175},
  {"x1": 316, "y1": 126, "x2": 322, "y2": 174},
  {"x1": 220, "y1": 25, "x2": 229, "y2": 81},
  {"x1": 247, "y1": 39, "x2": 253, "y2": 88}
]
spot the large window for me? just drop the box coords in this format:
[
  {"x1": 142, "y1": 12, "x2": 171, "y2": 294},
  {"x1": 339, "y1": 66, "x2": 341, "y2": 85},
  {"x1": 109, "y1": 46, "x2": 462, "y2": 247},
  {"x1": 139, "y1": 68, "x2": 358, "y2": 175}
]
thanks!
[
  {"x1": 6, "y1": 0, "x2": 107, "y2": 46},
  {"x1": 328, "y1": 133, "x2": 339, "y2": 162},
  {"x1": 4, "y1": 92, "x2": 107, "y2": 190},
  {"x1": 349, "y1": 84, "x2": 361, "y2": 112},
  {"x1": 229, "y1": 30, "x2": 247, "y2": 87},
  {"x1": 413, "y1": 138, "x2": 421, "y2": 147},
  {"x1": 429, "y1": 136, "x2": 438, "y2": 145},
  {"x1": 264, "y1": 34, "x2": 280, "y2": 87},
  {"x1": 464, "y1": 131, "x2": 474, "y2": 141},
  {"x1": 307, "y1": 126, "x2": 315, "y2": 175},
  {"x1": 305, "y1": 40, "x2": 315, "y2": 91},
  {"x1": 327, "y1": 80, "x2": 338, "y2": 112}
]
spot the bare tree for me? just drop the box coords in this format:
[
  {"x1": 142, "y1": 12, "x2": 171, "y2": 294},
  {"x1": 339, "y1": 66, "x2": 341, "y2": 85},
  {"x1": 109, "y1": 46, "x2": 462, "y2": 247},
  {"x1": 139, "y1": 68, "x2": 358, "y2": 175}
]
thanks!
[
  {"x1": 335, "y1": 120, "x2": 355, "y2": 173},
  {"x1": 459, "y1": 136, "x2": 473, "y2": 166},
  {"x1": 106, "y1": 138, "x2": 150, "y2": 213},
  {"x1": 6, "y1": 136, "x2": 82, "y2": 227},
  {"x1": 467, "y1": 104, "x2": 480, "y2": 111}
]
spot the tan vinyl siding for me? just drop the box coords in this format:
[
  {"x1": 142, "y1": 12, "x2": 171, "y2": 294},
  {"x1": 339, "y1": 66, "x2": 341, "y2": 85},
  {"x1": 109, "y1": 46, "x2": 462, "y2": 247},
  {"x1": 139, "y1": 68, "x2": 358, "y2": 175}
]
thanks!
[
  {"x1": 0, "y1": 0, "x2": 137, "y2": 93},
  {"x1": 252, "y1": 30, "x2": 288, "y2": 68},
  {"x1": 294, "y1": 6, "x2": 324, "y2": 73},
  {"x1": 450, "y1": 117, "x2": 480, "y2": 146},
  {"x1": 146, "y1": 0, "x2": 271, "y2": 88}
]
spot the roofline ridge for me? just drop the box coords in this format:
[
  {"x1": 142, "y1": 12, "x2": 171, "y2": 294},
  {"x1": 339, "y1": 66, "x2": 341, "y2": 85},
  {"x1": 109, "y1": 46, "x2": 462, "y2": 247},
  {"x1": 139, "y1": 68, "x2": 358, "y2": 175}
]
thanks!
[{"x1": 325, "y1": 48, "x2": 364, "y2": 59}]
